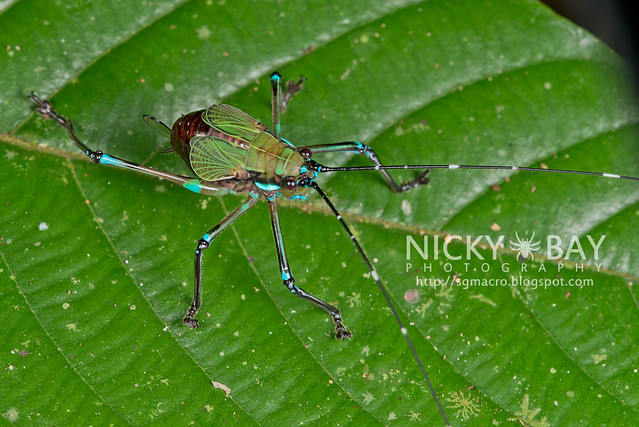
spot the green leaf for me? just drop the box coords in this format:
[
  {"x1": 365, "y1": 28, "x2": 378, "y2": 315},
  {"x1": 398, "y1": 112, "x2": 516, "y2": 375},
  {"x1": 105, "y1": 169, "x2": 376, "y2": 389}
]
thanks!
[{"x1": 1, "y1": 0, "x2": 638, "y2": 425}]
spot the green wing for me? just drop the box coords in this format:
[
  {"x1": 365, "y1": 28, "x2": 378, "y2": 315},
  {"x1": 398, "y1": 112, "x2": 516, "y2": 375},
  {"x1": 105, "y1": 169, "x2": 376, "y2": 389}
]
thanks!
[
  {"x1": 189, "y1": 135, "x2": 247, "y2": 181},
  {"x1": 202, "y1": 104, "x2": 266, "y2": 141}
]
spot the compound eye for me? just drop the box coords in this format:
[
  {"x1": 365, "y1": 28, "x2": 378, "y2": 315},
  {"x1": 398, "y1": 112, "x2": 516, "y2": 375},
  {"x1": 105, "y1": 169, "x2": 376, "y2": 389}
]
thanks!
[
  {"x1": 300, "y1": 148, "x2": 312, "y2": 159},
  {"x1": 283, "y1": 176, "x2": 297, "y2": 191}
]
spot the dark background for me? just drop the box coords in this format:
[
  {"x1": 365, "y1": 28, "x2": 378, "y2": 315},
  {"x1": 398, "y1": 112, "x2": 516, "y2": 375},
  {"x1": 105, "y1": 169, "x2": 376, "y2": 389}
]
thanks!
[{"x1": 542, "y1": 0, "x2": 639, "y2": 92}]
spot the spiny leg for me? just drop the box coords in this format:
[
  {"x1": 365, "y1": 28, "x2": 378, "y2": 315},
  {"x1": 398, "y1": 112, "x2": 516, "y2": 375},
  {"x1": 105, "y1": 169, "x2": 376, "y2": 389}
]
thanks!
[
  {"x1": 266, "y1": 195, "x2": 351, "y2": 340},
  {"x1": 29, "y1": 93, "x2": 221, "y2": 195},
  {"x1": 307, "y1": 180, "x2": 451, "y2": 425},
  {"x1": 183, "y1": 193, "x2": 261, "y2": 328},
  {"x1": 302, "y1": 142, "x2": 430, "y2": 192}
]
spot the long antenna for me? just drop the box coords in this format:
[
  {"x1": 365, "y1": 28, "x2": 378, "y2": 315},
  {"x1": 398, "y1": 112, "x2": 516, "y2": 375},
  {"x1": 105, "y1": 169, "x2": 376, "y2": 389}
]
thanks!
[
  {"x1": 308, "y1": 180, "x2": 451, "y2": 426},
  {"x1": 315, "y1": 163, "x2": 639, "y2": 182}
]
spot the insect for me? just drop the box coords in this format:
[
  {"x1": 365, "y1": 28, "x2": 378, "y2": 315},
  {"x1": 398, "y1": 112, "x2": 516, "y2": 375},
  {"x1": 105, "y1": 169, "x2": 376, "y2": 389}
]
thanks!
[{"x1": 29, "y1": 73, "x2": 639, "y2": 426}]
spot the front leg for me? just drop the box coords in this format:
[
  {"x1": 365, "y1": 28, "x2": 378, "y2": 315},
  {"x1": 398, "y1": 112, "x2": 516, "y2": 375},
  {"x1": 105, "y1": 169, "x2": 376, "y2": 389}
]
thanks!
[{"x1": 301, "y1": 141, "x2": 430, "y2": 192}]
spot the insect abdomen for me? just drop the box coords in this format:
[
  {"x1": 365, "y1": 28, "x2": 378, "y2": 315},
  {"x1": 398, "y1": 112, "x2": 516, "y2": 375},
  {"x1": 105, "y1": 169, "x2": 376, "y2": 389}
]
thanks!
[
  {"x1": 170, "y1": 110, "x2": 208, "y2": 166},
  {"x1": 170, "y1": 110, "x2": 246, "y2": 173}
]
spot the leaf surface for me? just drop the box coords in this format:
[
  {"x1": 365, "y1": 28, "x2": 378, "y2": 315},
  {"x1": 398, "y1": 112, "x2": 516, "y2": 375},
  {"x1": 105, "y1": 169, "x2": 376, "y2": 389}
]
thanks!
[{"x1": 1, "y1": 0, "x2": 638, "y2": 424}]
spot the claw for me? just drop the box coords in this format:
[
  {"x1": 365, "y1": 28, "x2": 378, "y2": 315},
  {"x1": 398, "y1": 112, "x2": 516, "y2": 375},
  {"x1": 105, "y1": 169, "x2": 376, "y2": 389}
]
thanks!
[
  {"x1": 28, "y1": 92, "x2": 68, "y2": 126},
  {"x1": 281, "y1": 75, "x2": 307, "y2": 113},
  {"x1": 183, "y1": 306, "x2": 201, "y2": 328},
  {"x1": 183, "y1": 316, "x2": 201, "y2": 329},
  {"x1": 28, "y1": 93, "x2": 50, "y2": 115},
  {"x1": 399, "y1": 168, "x2": 431, "y2": 192},
  {"x1": 417, "y1": 169, "x2": 431, "y2": 185},
  {"x1": 334, "y1": 321, "x2": 352, "y2": 340}
]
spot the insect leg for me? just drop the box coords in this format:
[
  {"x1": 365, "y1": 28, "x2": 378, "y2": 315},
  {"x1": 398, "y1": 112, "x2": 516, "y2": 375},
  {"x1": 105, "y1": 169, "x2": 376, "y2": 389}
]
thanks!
[
  {"x1": 266, "y1": 196, "x2": 351, "y2": 340},
  {"x1": 302, "y1": 142, "x2": 430, "y2": 192},
  {"x1": 282, "y1": 76, "x2": 306, "y2": 113},
  {"x1": 28, "y1": 93, "x2": 221, "y2": 195},
  {"x1": 183, "y1": 193, "x2": 261, "y2": 328}
]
